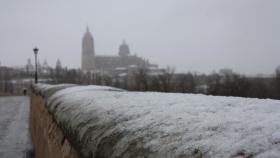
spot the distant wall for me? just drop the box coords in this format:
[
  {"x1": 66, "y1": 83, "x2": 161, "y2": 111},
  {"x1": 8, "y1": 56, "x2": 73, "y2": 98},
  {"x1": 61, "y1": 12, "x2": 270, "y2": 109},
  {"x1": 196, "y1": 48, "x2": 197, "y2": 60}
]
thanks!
[{"x1": 30, "y1": 94, "x2": 79, "y2": 158}]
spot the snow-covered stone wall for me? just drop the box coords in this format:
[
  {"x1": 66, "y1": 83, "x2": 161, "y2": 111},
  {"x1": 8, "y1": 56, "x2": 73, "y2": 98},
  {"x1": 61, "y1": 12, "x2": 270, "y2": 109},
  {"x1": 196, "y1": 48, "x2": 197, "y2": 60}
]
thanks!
[
  {"x1": 31, "y1": 93, "x2": 79, "y2": 158},
  {"x1": 33, "y1": 84, "x2": 280, "y2": 158}
]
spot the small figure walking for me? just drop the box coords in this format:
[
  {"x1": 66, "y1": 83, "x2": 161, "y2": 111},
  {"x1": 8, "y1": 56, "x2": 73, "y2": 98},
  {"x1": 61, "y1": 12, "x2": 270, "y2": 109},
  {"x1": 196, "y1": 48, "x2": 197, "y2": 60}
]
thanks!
[{"x1": 23, "y1": 88, "x2": 27, "y2": 96}]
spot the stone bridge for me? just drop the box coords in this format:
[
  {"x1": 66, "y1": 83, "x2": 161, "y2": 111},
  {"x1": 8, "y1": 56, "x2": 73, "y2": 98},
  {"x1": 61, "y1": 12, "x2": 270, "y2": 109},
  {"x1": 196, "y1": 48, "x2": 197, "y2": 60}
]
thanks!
[{"x1": 28, "y1": 84, "x2": 280, "y2": 158}]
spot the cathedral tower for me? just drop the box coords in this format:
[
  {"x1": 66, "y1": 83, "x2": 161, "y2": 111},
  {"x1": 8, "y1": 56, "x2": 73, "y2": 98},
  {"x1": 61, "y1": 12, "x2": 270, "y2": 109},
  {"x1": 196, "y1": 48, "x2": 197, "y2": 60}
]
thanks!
[{"x1": 82, "y1": 26, "x2": 95, "y2": 70}]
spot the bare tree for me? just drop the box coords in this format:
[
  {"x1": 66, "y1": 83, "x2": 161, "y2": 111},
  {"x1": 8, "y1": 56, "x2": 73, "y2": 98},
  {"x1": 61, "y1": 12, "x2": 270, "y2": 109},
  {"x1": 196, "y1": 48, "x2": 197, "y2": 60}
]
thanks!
[
  {"x1": 134, "y1": 68, "x2": 149, "y2": 91},
  {"x1": 176, "y1": 73, "x2": 195, "y2": 93},
  {"x1": 157, "y1": 66, "x2": 175, "y2": 92},
  {"x1": 272, "y1": 66, "x2": 280, "y2": 99}
]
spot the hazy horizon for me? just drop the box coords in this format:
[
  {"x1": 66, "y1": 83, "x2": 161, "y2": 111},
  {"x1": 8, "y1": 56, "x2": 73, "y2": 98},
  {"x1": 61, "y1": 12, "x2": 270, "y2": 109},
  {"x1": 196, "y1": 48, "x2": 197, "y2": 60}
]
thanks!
[{"x1": 1, "y1": 0, "x2": 280, "y2": 75}]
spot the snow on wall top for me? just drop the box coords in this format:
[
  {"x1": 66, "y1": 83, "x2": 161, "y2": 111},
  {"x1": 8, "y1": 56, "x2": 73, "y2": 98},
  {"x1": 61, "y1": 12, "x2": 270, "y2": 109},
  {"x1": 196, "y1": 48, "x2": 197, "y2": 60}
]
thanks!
[{"x1": 35, "y1": 84, "x2": 280, "y2": 158}]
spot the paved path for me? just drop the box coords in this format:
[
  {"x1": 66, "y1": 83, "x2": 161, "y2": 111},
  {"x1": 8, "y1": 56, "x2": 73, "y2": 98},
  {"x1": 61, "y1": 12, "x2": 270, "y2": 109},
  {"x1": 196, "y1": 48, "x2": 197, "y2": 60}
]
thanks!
[{"x1": 0, "y1": 96, "x2": 32, "y2": 158}]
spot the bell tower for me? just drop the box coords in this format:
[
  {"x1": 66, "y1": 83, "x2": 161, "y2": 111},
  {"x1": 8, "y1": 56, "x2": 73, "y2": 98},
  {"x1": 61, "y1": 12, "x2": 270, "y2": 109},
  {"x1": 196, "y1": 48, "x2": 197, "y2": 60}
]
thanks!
[{"x1": 81, "y1": 26, "x2": 95, "y2": 70}]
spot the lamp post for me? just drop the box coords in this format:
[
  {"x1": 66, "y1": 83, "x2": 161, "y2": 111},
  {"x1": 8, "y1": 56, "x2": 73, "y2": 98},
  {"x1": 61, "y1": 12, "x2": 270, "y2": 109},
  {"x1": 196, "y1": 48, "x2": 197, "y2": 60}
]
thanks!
[{"x1": 33, "y1": 47, "x2": 39, "y2": 84}]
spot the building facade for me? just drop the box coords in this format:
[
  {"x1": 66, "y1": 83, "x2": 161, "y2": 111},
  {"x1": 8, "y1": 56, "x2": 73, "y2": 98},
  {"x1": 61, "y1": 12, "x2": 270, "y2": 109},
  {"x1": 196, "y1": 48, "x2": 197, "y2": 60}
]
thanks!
[
  {"x1": 81, "y1": 27, "x2": 95, "y2": 71},
  {"x1": 81, "y1": 27, "x2": 159, "y2": 75}
]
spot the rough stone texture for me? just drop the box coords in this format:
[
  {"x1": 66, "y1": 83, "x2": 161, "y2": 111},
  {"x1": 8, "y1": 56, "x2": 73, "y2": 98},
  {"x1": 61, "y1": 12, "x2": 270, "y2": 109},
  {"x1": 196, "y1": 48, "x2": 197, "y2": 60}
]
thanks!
[
  {"x1": 31, "y1": 95, "x2": 79, "y2": 158},
  {"x1": 33, "y1": 84, "x2": 280, "y2": 158}
]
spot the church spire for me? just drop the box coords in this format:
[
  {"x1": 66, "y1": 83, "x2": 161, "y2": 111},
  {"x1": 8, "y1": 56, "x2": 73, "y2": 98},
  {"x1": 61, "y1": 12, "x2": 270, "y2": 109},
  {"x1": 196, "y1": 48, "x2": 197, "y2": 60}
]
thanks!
[{"x1": 86, "y1": 26, "x2": 90, "y2": 33}]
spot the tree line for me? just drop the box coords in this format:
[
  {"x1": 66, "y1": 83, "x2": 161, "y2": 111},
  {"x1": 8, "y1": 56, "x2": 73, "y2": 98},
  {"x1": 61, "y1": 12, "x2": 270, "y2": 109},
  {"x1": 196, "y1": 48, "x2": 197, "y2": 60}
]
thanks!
[{"x1": 1, "y1": 65, "x2": 280, "y2": 100}]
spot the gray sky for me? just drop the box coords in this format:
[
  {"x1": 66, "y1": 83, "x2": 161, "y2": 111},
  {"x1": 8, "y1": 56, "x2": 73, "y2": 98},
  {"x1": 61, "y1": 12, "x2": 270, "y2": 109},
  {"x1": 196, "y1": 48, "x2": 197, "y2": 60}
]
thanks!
[{"x1": 1, "y1": 0, "x2": 280, "y2": 75}]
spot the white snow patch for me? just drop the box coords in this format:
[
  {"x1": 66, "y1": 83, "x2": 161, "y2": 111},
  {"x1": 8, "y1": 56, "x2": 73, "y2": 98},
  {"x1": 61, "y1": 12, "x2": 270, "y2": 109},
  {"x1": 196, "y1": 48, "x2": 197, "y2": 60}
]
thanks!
[{"x1": 36, "y1": 84, "x2": 280, "y2": 157}]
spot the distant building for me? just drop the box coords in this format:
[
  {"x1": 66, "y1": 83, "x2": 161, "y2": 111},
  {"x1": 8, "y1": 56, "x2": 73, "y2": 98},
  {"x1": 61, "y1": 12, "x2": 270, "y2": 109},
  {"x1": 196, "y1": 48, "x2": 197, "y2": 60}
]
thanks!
[
  {"x1": 276, "y1": 65, "x2": 280, "y2": 75},
  {"x1": 26, "y1": 58, "x2": 34, "y2": 73},
  {"x1": 25, "y1": 58, "x2": 52, "y2": 75},
  {"x1": 42, "y1": 59, "x2": 51, "y2": 74},
  {"x1": 81, "y1": 27, "x2": 160, "y2": 75},
  {"x1": 55, "y1": 59, "x2": 62, "y2": 70},
  {"x1": 81, "y1": 27, "x2": 95, "y2": 71},
  {"x1": 219, "y1": 68, "x2": 234, "y2": 76}
]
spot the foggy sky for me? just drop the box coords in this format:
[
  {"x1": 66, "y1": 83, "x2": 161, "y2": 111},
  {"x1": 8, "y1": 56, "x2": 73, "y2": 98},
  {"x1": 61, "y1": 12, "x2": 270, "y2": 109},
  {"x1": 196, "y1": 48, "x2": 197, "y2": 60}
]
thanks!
[{"x1": 1, "y1": 0, "x2": 280, "y2": 75}]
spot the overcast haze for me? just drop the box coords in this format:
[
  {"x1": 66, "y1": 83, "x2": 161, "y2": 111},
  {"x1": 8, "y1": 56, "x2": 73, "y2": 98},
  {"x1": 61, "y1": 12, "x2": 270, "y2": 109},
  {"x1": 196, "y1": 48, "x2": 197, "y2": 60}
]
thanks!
[{"x1": 1, "y1": 0, "x2": 280, "y2": 75}]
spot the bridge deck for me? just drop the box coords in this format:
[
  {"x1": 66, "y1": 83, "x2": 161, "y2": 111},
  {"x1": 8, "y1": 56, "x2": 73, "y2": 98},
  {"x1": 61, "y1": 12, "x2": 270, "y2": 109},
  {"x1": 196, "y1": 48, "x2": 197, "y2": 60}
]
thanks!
[{"x1": 0, "y1": 96, "x2": 32, "y2": 158}]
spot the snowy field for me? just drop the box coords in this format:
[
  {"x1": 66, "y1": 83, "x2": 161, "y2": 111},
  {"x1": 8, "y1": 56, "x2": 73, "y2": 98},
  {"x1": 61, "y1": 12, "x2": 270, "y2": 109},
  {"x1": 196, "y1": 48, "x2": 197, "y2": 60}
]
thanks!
[{"x1": 35, "y1": 84, "x2": 280, "y2": 158}]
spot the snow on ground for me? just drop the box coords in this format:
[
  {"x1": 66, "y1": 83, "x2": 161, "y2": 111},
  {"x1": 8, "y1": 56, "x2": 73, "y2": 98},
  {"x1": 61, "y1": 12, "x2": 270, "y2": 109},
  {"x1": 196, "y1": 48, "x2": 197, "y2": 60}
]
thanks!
[
  {"x1": 36, "y1": 84, "x2": 280, "y2": 158},
  {"x1": 0, "y1": 96, "x2": 32, "y2": 158}
]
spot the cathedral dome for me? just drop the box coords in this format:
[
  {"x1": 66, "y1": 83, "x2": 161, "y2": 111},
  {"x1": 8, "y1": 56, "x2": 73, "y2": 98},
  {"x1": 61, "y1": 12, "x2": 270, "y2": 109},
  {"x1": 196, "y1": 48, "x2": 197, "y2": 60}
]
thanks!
[{"x1": 119, "y1": 40, "x2": 130, "y2": 57}]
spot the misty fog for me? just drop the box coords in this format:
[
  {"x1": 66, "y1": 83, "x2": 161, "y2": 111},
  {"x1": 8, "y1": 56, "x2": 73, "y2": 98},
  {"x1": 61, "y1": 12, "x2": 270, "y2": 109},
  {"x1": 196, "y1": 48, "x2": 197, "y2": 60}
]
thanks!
[{"x1": 1, "y1": 0, "x2": 280, "y2": 75}]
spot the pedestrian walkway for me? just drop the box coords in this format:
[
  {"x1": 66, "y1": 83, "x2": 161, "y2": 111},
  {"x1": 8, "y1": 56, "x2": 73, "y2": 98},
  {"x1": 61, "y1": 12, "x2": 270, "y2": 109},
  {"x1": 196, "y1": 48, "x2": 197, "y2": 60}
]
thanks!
[{"x1": 0, "y1": 96, "x2": 32, "y2": 158}]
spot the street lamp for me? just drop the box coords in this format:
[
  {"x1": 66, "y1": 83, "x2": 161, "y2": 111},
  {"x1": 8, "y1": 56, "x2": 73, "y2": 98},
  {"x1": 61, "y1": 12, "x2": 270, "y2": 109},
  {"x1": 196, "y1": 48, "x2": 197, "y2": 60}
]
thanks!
[{"x1": 33, "y1": 47, "x2": 39, "y2": 84}]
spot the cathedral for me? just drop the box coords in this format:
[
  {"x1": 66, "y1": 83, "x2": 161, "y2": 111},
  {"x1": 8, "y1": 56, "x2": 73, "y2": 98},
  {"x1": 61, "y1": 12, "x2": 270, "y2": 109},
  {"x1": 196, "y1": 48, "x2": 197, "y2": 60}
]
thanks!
[{"x1": 81, "y1": 27, "x2": 158, "y2": 75}]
